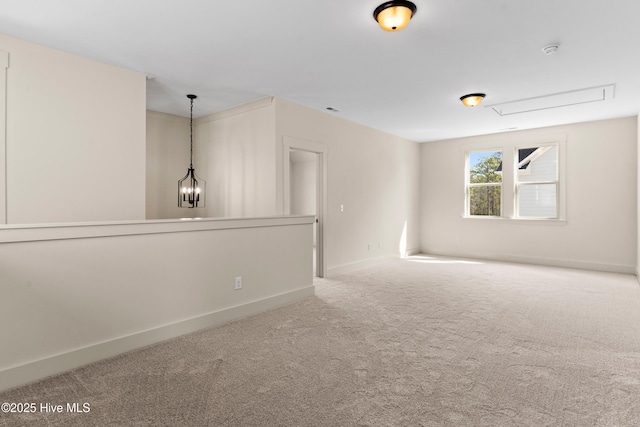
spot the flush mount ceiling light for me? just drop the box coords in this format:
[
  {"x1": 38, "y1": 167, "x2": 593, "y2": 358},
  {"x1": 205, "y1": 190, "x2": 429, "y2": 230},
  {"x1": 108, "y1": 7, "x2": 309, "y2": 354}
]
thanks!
[
  {"x1": 460, "y1": 93, "x2": 486, "y2": 107},
  {"x1": 178, "y1": 94, "x2": 206, "y2": 208},
  {"x1": 373, "y1": 1, "x2": 417, "y2": 32}
]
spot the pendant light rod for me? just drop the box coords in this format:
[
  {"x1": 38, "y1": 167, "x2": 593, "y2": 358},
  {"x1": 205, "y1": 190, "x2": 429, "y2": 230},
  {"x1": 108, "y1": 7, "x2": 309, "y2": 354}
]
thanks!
[{"x1": 187, "y1": 94, "x2": 197, "y2": 168}]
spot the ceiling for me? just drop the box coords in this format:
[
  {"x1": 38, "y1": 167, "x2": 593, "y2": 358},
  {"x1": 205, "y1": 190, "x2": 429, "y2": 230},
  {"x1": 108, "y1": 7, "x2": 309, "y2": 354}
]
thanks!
[{"x1": 1, "y1": 0, "x2": 639, "y2": 142}]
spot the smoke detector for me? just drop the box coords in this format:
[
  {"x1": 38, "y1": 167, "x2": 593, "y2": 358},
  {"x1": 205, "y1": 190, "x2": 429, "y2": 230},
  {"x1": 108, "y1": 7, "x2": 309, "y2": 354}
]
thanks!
[{"x1": 542, "y1": 44, "x2": 559, "y2": 55}]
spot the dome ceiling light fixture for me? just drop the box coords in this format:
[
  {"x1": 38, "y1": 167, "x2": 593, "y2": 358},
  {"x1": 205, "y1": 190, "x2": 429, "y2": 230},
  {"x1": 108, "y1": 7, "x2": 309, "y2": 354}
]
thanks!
[
  {"x1": 460, "y1": 93, "x2": 486, "y2": 107},
  {"x1": 373, "y1": 0, "x2": 417, "y2": 32}
]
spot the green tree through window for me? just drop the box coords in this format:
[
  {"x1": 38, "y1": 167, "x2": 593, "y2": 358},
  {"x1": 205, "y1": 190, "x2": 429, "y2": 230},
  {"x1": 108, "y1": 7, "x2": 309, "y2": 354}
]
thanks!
[{"x1": 468, "y1": 151, "x2": 502, "y2": 216}]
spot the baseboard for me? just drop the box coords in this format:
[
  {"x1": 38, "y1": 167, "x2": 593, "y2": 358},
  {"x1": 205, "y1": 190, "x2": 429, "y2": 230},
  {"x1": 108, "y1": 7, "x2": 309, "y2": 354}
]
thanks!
[
  {"x1": 327, "y1": 254, "x2": 398, "y2": 276},
  {"x1": 425, "y1": 250, "x2": 635, "y2": 275},
  {"x1": 496, "y1": 254, "x2": 635, "y2": 274},
  {"x1": 0, "y1": 286, "x2": 315, "y2": 393}
]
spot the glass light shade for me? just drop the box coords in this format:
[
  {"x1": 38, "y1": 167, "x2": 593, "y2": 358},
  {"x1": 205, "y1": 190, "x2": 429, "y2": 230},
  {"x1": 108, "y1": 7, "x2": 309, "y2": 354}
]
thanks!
[
  {"x1": 460, "y1": 93, "x2": 486, "y2": 107},
  {"x1": 376, "y1": 6, "x2": 412, "y2": 31},
  {"x1": 374, "y1": 1, "x2": 416, "y2": 32},
  {"x1": 178, "y1": 167, "x2": 206, "y2": 208}
]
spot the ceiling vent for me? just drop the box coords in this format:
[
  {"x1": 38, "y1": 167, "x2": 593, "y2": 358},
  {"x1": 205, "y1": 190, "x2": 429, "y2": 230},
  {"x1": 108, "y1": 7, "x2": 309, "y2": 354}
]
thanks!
[{"x1": 487, "y1": 85, "x2": 615, "y2": 116}]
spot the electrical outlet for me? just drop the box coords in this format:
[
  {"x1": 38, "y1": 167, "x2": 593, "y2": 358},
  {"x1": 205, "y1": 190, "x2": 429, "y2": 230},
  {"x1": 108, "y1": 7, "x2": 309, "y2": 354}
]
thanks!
[{"x1": 234, "y1": 276, "x2": 243, "y2": 290}]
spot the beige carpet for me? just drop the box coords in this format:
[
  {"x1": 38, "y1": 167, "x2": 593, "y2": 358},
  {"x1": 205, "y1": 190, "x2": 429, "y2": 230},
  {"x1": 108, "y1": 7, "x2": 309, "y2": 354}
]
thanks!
[{"x1": 1, "y1": 255, "x2": 639, "y2": 426}]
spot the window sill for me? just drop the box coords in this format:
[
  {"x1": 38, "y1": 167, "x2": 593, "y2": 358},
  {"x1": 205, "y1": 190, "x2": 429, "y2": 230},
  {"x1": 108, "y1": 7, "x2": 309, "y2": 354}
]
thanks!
[{"x1": 462, "y1": 216, "x2": 567, "y2": 225}]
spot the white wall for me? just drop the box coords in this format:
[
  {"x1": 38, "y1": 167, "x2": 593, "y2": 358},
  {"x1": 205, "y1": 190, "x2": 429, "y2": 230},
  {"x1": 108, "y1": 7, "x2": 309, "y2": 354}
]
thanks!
[
  {"x1": 146, "y1": 111, "x2": 193, "y2": 220},
  {"x1": 421, "y1": 117, "x2": 637, "y2": 273},
  {"x1": 0, "y1": 51, "x2": 7, "y2": 224},
  {"x1": 1, "y1": 33, "x2": 146, "y2": 224},
  {"x1": 637, "y1": 113, "x2": 640, "y2": 277},
  {"x1": 146, "y1": 97, "x2": 421, "y2": 274},
  {"x1": 146, "y1": 98, "x2": 276, "y2": 220},
  {"x1": 0, "y1": 216, "x2": 314, "y2": 391},
  {"x1": 197, "y1": 97, "x2": 277, "y2": 218},
  {"x1": 275, "y1": 98, "x2": 421, "y2": 272}
]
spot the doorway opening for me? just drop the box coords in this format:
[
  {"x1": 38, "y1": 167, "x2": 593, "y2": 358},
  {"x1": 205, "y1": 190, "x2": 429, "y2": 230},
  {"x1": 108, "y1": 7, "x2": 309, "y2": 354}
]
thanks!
[
  {"x1": 290, "y1": 150, "x2": 318, "y2": 274},
  {"x1": 283, "y1": 137, "x2": 327, "y2": 278}
]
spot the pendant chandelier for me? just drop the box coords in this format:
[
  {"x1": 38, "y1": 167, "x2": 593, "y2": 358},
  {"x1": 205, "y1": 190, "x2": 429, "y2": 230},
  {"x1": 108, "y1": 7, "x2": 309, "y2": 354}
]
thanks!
[{"x1": 178, "y1": 94, "x2": 206, "y2": 208}]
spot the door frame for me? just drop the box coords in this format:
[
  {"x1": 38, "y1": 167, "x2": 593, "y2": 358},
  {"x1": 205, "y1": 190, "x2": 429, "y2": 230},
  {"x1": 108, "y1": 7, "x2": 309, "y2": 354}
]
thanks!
[{"x1": 283, "y1": 137, "x2": 327, "y2": 278}]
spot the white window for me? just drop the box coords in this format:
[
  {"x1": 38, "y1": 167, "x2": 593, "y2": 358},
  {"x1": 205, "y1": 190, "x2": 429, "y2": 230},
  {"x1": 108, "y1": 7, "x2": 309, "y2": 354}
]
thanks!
[
  {"x1": 465, "y1": 140, "x2": 564, "y2": 220},
  {"x1": 515, "y1": 145, "x2": 559, "y2": 219},
  {"x1": 466, "y1": 150, "x2": 502, "y2": 217}
]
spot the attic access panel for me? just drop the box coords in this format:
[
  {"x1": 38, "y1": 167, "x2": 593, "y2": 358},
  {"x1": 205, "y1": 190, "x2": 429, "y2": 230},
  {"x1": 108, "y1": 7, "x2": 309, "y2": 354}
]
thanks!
[{"x1": 487, "y1": 85, "x2": 615, "y2": 116}]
